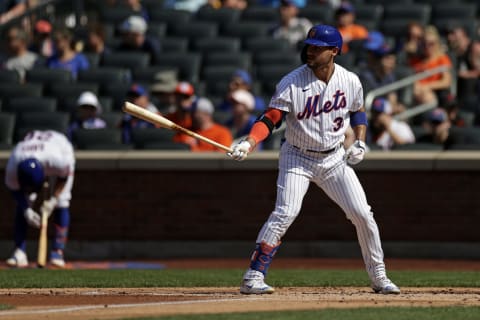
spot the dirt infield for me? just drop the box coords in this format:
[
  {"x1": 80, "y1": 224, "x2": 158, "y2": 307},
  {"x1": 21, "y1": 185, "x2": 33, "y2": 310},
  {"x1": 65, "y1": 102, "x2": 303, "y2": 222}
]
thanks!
[{"x1": 0, "y1": 258, "x2": 479, "y2": 320}]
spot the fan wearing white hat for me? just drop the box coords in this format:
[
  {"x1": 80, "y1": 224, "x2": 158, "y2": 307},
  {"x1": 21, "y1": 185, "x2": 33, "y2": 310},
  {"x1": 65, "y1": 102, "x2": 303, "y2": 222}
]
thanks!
[
  {"x1": 67, "y1": 91, "x2": 106, "y2": 141},
  {"x1": 226, "y1": 89, "x2": 260, "y2": 144},
  {"x1": 117, "y1": 15, "x2": 161, "y2": 64},
  {"x1": 189, "y1": 97, "x2": 233, "y2": 152}
]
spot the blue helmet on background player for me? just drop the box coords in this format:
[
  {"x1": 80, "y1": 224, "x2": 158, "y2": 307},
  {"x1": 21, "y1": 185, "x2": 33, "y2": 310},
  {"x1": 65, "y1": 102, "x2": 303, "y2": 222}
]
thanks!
[
  {"x1": 301, "y1": 25, "x2": 343, "y2": 63},
  {"x1": 17, "y1": 158, "x2": 44, "y2": 192}
]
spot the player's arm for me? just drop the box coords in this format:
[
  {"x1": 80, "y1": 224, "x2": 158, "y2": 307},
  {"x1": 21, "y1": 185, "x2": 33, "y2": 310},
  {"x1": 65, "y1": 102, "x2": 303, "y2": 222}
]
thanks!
[
  {"x1": 345, "y1": 107, "x2": 368, "y2": 165},
  {"x1": 229, "y1": 108, "x2": 284, "y2": 161}
]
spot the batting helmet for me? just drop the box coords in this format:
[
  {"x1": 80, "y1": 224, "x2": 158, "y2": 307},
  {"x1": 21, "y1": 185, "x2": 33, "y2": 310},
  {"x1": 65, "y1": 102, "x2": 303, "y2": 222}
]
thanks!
[
  {"x1": 17, "y1": 158, "x2": 44, "y2": 192},
  {"x1": 304, "y1": 25, "x2": 343, "y2": 54}
]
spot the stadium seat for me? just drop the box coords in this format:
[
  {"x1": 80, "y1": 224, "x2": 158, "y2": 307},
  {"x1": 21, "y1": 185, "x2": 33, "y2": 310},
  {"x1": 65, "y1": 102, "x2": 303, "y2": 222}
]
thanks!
[
  {"x1": 354, "y1": 4, "x2": 383, "y2": 29},
  {"x1": 433, "y1": 18, "x2": 478, "y2": 40},
  {"x1": 0, "y1": 70, "x2": 20, "y2": 83},
  {"x1": 159, "y1": 37, "x2": 189, "y2": 53},
  {"x1": 194, "y1": 7, "x2": 241, "y2": 30},
  {"x1": 78, "y1": 68, "x2": 131, "y2": 86},
  {"x1": 222, "y1": 22, "x2": 271, "y2": 41},
  {"x1": 84, "y1": 52, "x2": 100, "y2": 68},
  {"x1": 154, "y1": 53, "x2": 201, "y2": 82},
  {"x1": 257, "y1": 65, "x2": 298, "y2": 85},
  {"x1": 241, "y1": 6, "x2": 279, "y2": 22},
  {"x1": 334, "y1": 52, "x2": 356, "y2": 69},
  {"x1": 254, "y1": 52, "x2": 301, "y2": 67},
  {"x1": 383, "y1": 4, "x2": 431, "y2": 26},
  {"x1": 99, "y1": 7, "x2": 136, "y2": 24},
  {"x1": 298, "y1": 5, "x2": 333, "y2": 25},
  {"x1": 101, "y1": 52, "x2": 150, "y2": 69},
  {"x1": 431, "y1": 4, "x2": 477, "y2": 21},
  {"x1": 60, "y1": 96, "x2": 113, "y2": 113},
  {"x1": 100, "y1": 112, "x2": 123, "y2": 128},
  {"x1": 149, "y1": 9, "x2": 191, "y2": 34},
  {"x1": 5, "y1": 97, "x2": 57, "y2": 114},
  {"x1": 202, "y1": 66, "x2": 240, "y2": 84},
  {"x1": 15, "y1": 111, "x2": 69, "y2": 142},
  {"x1": 130, "y1": 127, "x2": 175, "y2": 149},
  {"x1": 25, "y1": 69, "x2": 73, "y2": 88},
  {"x1": 147, "y1": 22, "x2": 167, "y2": 39},
  {"x1": 0, "y1": 83, "x2": 43, "y2": 100},
  {"x1": 101, "y1": 83, "x2": 132, "y2": 111},
  {"x1": 204, "y1": 52, "x2": 252, "y2": 71},
  {"x1": 72, "y1": 128, "x2": 129, "y2": 150},
  {"x1": 171, "y1": 21, "x2": 218, "y2": 39},
  {"x1": 243, "y1": 37, "x2": 291, "y2": 54},
  {"x1": 132, "y1": 67, "x2": 179, "y2": 83},
  {"x1": 191, "y1": 37, "x2": 241, "y2": 53},
  {"x1": 0, "y1": 113, "x2": 15, "y2": 149},
  {"x1": 364, "y1": 0, "x2": 413, "y2": 4},
  {"x1": 48, "y1": 83, "x2": 99, "y2": 101}
]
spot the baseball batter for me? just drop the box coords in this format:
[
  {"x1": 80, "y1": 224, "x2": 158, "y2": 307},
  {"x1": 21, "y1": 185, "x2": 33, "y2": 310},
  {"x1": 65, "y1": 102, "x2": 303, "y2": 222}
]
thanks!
[
  {"x1": 229, "y1": 25, "x2": 400, "y2": 295},
  {"x1": 5, "y1": 130, "x2": 75, "y2": 268}
]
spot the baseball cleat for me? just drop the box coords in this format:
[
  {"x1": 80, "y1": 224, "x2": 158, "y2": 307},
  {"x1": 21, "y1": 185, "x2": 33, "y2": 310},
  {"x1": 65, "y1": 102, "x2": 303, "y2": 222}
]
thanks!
[
  {"x1": 371, "y1": 277, "x2": 401, "y2": 294},
  {"x1": 6, "y1": 248, "x2": 29, "y2": 268},
  {"x1": 240, "y1": 278, "x2": 275, "y2": 294},
  {"x1": 50, "y1": 250, "x2": 66, "y2": 268}
]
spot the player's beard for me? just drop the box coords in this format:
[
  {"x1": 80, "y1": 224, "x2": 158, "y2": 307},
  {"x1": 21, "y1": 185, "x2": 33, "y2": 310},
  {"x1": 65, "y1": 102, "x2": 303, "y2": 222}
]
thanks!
[{"x1": 306, "y1": 55, "x2": 334, "y2": 71}]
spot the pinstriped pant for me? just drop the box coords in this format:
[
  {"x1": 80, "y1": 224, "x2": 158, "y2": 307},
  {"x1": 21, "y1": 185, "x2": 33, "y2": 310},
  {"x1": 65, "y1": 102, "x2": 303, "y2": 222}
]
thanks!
[{"x1": 256, "y1": 141, "x2": 386, "y2": 279}]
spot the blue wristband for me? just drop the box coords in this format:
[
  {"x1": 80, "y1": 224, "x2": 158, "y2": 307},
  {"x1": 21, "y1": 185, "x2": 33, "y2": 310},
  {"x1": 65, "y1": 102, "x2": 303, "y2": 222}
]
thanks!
[{"x1": 350, "y1": 111, "x2": 368, "y2": 127}]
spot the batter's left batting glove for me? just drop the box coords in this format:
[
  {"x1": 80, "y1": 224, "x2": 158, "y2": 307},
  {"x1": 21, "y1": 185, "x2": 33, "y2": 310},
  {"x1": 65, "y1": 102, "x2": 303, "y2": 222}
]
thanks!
[
  {"x1": 40, "y1": 196, "x2": 58, "y2": 217},
  {"x1": 228, "y1": 140, "x2": 252, "y2": 161},
  {"x1": 344, "y1": 140, "x2": 366, "y2": 165}
]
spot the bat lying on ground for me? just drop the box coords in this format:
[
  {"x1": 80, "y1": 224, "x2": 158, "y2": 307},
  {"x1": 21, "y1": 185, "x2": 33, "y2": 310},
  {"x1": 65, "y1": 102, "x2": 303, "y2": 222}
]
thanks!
[{"x1": 123, "y1": 101, "x2": 233, "y2": 153}]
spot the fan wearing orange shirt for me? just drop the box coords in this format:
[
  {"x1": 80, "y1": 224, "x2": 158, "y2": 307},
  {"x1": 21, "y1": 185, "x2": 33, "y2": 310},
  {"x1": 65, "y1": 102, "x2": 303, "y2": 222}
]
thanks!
[
  {"x1": 165, "y1": 81, "x2": 195, "y2": 143},
  {"x1": 334, "y1": 3, "x2": 368, "y2": 54},
  {"x1": 410, "y1": 26, "x2": 453, "y2": 105},
  {"x1": 189, "y1": 97, "x2": 233, "y2": 152}
]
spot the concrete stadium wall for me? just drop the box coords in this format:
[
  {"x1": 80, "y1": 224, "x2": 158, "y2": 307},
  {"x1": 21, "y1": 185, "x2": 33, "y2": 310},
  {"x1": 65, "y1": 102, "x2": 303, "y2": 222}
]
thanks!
[{"x1": 1, "y1": 151, "x2": 480, "y2": 259}]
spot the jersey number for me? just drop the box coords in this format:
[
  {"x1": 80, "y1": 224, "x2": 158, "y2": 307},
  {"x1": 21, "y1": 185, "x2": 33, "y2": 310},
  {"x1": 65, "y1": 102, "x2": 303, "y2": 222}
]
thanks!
[{"x1": 333, "y1": 117, "x2": 344, "y2": 132}]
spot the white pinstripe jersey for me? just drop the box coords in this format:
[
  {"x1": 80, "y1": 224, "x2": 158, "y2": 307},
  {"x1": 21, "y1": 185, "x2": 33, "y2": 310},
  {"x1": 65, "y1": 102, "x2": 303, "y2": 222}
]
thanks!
[
  {"x1": 269, "y1": 63, "x2": 363, "y2": 151},
  {"x1": 5, "y1": 130, "x2": 75, "y2": 191}
]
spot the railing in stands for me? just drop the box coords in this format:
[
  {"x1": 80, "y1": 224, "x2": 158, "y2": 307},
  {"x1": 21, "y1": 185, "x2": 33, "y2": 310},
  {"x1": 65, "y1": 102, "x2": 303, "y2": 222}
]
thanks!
[{"x1": 364, "y1": 65, "x2": 451, "y2": 121}]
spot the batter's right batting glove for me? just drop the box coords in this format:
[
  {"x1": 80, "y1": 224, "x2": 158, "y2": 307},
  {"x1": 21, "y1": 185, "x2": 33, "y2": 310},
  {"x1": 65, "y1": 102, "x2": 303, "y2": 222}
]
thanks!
[
  {"x1": 344, "y1": 140, "x2": 366, "y2": 165},
  {"x1": 228, "y1": 140, "x2": 252, "y2": 161}
]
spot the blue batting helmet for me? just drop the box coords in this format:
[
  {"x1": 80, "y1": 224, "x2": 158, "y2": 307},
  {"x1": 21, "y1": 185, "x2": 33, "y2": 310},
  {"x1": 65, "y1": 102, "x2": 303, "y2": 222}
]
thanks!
[
  {"x1": 17, "y1": 158, "x2": 44, "y2": 192},
  {"x1": 304, "y1": 25, "x2": 343, "y2": 55}
]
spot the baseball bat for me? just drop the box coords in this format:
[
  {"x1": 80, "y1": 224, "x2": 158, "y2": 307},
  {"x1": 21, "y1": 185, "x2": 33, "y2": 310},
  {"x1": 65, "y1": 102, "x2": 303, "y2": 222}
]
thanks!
[
  {"x1": 37, "y1": 182, "x2": 49, "y2": 268},
  {"x1": 123, "y1": 101, "x2": 233, "y2": 153}
]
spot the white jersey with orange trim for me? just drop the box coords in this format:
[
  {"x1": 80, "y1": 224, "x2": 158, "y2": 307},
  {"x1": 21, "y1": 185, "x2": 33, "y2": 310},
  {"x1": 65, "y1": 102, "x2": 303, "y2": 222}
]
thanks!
[{"x1": 270, "y1": 63, "x2": 363, "y2": 151}]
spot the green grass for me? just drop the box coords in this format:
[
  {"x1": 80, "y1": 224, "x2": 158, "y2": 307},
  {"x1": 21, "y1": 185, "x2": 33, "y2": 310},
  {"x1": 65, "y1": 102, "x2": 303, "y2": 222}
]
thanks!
[
  {"x1": 0, "y1": 269, "x2": 479, "y2": 288},
  {"x1": 0, "y1": 304, "x2": 13, "y2": 311},
  {"x1": 125, "y1": 307, "x2": 480, "y2": 320}
]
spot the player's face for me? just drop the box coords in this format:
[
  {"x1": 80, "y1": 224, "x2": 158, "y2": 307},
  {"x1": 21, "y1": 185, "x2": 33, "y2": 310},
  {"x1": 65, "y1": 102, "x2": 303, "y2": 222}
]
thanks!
[{"x1": 305, "y1": 45, "x2": 337, "y2": 69}]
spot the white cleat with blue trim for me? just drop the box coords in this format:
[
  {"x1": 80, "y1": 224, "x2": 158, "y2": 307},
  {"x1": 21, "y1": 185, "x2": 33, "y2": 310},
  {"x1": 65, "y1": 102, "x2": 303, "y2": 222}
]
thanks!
[
  {"x1": 372, "y1": 277, "x2": 401, "y2": 294},
  {"x1": 240, "y1": 278, "x2": 275, "y2": 294}
]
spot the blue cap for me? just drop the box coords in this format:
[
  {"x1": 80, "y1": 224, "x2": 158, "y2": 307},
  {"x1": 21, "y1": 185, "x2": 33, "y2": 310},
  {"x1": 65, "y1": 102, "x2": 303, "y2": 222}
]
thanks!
[
  {"x1": 428, "y1": 108, "x2": 447, "y2": 123},
  {"x1": 232, "y1": 69, "x2": 252, "y2": 86},
  {"x1": 304, "y1": 25, "x2": 343, "y2": 54},
  {"x1": 128, "y1": 84, "x2": 147, "y2": 97},
  {"x1": 364, "y1": 31, "x2": 385, "y2": 51},
  {"x1": 17, "y1": 158, "x2": 44, "y2": 192},
  {"x1": 372, "y1": 98, "x2": 392, "y2": 114}
]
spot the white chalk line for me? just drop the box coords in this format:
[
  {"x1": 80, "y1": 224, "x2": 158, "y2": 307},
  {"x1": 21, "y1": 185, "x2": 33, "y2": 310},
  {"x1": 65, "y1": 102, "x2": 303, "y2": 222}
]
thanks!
[{"x1": 0, "y1": 296, "x2": 267, "y2": 316}]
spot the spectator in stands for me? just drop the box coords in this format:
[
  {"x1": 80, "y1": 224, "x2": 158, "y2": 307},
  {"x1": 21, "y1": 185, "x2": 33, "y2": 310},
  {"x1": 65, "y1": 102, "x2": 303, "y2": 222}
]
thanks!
[
  {"x1": 225, "y1": 89, "x2": 257, "y2": 140},
  {"x1": 188, "y1": 97, "x2": 233, "y2": 152},
  {"x1": 446, "y1": 24, "x2": 480, "y2": 103},
  {"x1": 396, "y1": 22, "x2": 424, "y2": 67},
  {"x1": 29, "y1": 19, "x2": 55, "y2": 59},
  {"x1": 359, "y1": 31, "x2": 405, "y2": 115},
  {"x1": 221, "y1": 0, "x2": 248, "y2": 10},
  {"x1": 166, "y1": 0, "x2": 209, "y2": 12},
  {"x1": 165, "y1": 81, "x2": 196, "y2": 144},
  {"x1": 416, "y1": 108, "x2": 451, "y2": 146},
  {"x1": 150, "y1": 70, "x2": 179, "y2": 114},
  {"x1": 117, "y1": 15, "x2": 161, "y2": 64},
  {"x1": 409, "y1": 26, "x2": 453, "y2": 106},
  {"x1": 256, "y1": 0, "x2": 305, "y2": 7},
  {"x1": 218, "y1": 69, "x2": 265, "y2": 112},
  {"x1": 334, "y1": 2, "x2": 368, "y2": 54},
  {"x1": 47, "y1": 28, "x2": 90, "y2": 79},
  {"x1": 0, "y1": 0, "x2": 26, "y2": 24},
  {"x1": 84, "y1": 23, "x2": 112, "y2": 65},
  {"x1": 368, "y1": 98, "x2": 415, "y2": 151},
  {"x1": 67, "y1": 91, "x2": 106, "y2": 141},
  {"x1": 270, "y1": 0, "x2": 312, "y2": 50},
  {"x1": 122, "y1": 84, "x2": 159, "y2": 143},
  {"x1": 2, "y1": 26, "x2": 39, "y2": 82}
]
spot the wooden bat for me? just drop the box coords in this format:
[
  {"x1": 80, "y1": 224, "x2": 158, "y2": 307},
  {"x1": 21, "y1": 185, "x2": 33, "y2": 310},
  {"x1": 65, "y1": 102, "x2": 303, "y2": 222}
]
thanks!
[
  {"x1": 37, "y1": 182, "x2": 49, "y2": 268},
  {"x1": 123, "y1": 101, "x2": 233, "y2": 153}
]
